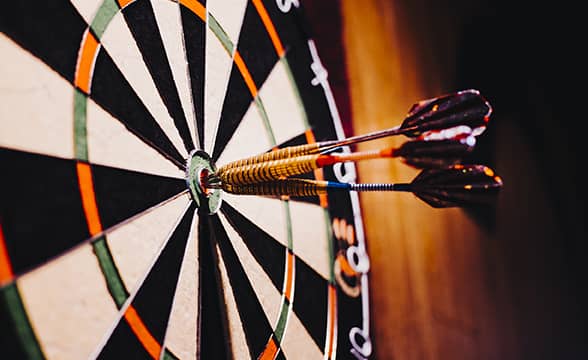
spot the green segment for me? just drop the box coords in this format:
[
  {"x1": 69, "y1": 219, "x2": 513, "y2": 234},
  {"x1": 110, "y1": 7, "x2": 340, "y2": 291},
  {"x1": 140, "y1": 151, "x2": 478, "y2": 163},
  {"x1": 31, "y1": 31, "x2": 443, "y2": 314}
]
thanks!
[
  {"x1": 76, "y1": 0, "x2": 122, "y2": 162},
  {"x1": 323, "y1": 210, "x2": 335, "y2": 283},
  {"x1": 162, "y1": 348, "x2": 180, "y2": 360},
  {"x1": 90, "y1": 0, "x2": 120, "y2": 38},
  {"x1": 1, "y1": 283, "x2": 45, "y2": 359},
  {"x1": 208, "y1": 14, "x2": 234, "y2": 54},
  {"x1": 73, "y1": 89, "x2": 88, "y2": 161},
  {"x1": 281, "y1": 57, "x2": 310, "y2": 128},
  {"x1": 92, "y1": 236, "x2": 129, "y2": 308},
  {"x1": 254, "y1": 97, "x2": 277, "y2": 146},
  {"x1": 283, "y1": 201, "x2": 293, "y2": 250},
  {"x1": 274, "y1": 300, "x2": 290, "y2": 341}
]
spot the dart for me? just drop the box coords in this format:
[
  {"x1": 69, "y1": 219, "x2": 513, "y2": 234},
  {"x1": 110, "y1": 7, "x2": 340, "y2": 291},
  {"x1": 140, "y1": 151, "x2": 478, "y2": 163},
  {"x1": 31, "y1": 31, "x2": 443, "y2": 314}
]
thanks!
[
  {"x1": 213, "y1": 164, "x2": 503, "y2": 208},
  {"x1": 218, "y1": 89, "x2": 491, "y2": 172},
  {"x1": 212, "y1": 126, "x2": 476, "y2": 186},
  {"x1": 316, "y1": 89, "x2": 491, "y2": 153}
]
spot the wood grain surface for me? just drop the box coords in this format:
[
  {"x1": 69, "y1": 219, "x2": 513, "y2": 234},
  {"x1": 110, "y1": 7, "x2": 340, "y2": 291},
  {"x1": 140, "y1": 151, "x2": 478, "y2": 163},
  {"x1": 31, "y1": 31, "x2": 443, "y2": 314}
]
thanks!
[{"x1": 336, "y1": 0, "x2": 587, "y2": 359}]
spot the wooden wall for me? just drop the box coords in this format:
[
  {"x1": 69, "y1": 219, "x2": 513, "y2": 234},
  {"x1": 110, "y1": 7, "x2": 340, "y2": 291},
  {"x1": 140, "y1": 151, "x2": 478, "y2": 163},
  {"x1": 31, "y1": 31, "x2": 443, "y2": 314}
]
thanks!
[{"x1": 335, "y1": 0, "x2": 587, "y2": 359}]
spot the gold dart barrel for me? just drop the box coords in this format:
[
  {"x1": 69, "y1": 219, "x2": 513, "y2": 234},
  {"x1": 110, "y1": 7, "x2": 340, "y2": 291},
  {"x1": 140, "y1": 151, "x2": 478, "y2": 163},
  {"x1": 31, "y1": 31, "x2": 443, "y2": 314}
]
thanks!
[
  {"x1": 222, "y1": 179, "x2": 330, "y2": 196},
  {"x1": 218, "y1": 154, "x2": 320, "y2": 185},
  {"x1": 217, "y1": 143, "x2": 321, "y2": 172}
]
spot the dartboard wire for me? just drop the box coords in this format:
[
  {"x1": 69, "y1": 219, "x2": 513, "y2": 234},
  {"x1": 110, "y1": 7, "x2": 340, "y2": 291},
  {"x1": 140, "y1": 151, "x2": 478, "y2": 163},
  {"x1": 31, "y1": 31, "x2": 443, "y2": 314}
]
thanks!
[
  {"x1": 72, "y1": 0, "x2": 186, "y2": 170},
  {"x1": 88, "y1": 201, "x2": 194, "y2": 360}
]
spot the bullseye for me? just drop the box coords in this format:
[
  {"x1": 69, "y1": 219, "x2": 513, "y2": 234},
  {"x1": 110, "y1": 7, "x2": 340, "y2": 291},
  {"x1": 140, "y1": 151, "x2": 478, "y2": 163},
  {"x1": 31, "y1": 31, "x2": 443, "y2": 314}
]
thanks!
[{"x1": 186, "y1": 150, "x2": 222, "y2": 214}]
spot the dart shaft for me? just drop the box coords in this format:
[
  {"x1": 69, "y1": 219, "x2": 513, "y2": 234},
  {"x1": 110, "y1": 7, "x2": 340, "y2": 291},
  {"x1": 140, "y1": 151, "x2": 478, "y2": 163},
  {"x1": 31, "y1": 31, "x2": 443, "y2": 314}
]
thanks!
[
  {"x1": 319, "y1": 148, "x2": 395, "y2": 165},
  {"x1": 318, "y1": 125, "x2": 404, "y2": 153}
]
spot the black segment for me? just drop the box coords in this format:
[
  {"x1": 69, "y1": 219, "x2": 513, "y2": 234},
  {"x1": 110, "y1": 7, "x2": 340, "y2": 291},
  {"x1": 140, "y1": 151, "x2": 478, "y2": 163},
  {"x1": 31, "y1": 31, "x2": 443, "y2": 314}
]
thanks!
[
  {"x1": 98, "y1": 204, "x2": 196, "y2": 358},
  {"x1": 275, "y1": 132, "x2": 308, "y2": 149},
  {"x1": 0, "y1": 148, "x2": 89, "y2": 275},
  {"x1": 198, "y1": 209, "x2": 230, "y2": 359},
  {"x1": 336, "y1": 286, "x2": 364, "y2": 359},
  {"x1": 0, "y1": 2, "x2": 86, "y2": 83},
  {"x1": 209, "y1": 214, "x2": 275, "y2": 358},
  {"x1": 123, "y1": 0, "x2": 195, "y2": 153},
  {"x1": 220, "y1": 202, "x2": 285, "y2": 290},
  {"x1": 91, "y1": 49, "x2": 186, "y2": 168},
  {"x1": 211, "y1": 66, "x2": 253, "y2": 161},
  {"x1": 163, "y1": 348, "x2": 180, "y2": 360},
  {"x1": 211, "y1": 1, "x2": 280, "y2": 160},
  {"x1": 180, "y1": 3, "x2": 206, "y2": 149},
  {"x1": 261, "y1": 0, "x2": 310, "y2": 51},
  {"x1": 97, "y1": 319, "x2": 150, "y2": 359},
  {"x1": 284, "y1": 46, "x2": 335, "y2": 143},
  {"x1": 92, "y1": 165, "x2": 186, "y2": 229},
  {"x1": 276, "y1": 348, "x2": 287, "y2": 360},
  {"x1": 236, "y1": 2, "x2": 280, "y2": 87},
  {"x1": 91, "y1": 162, "x2": 186, "y2": 230},
  {"x1": 324, "y1": 165, "x2": 355, "y2": 219},
  {"x1": 294, "y1": 257, "x2": 328, "y2": 351}
]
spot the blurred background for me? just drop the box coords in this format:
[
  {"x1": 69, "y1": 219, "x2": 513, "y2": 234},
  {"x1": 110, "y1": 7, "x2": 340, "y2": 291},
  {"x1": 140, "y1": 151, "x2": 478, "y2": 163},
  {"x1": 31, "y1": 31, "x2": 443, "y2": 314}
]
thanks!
[{"x1": 305, "y1": 0, "x2": 586, "y2": 358}]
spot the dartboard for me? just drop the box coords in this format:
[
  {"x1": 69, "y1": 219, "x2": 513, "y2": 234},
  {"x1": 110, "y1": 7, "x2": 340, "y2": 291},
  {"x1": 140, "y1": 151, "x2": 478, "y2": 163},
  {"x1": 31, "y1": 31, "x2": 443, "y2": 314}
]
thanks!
[{"x1": 0, "y1": 1, "x2": 372, "y2": 359}]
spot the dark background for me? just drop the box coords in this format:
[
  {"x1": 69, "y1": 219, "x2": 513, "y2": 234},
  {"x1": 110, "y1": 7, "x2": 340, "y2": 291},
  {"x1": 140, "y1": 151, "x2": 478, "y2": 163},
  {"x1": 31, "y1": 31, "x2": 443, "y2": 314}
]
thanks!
[
  {"x1": 306, "y1": 0, "x2": 586, "y2": 358},
  {"x1": 454, "y1": 1, "x2": 587, "y2": 358}
]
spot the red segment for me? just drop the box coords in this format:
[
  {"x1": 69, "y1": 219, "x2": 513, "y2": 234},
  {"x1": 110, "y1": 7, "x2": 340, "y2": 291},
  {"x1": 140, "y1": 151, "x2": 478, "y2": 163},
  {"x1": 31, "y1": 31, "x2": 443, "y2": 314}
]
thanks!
[
  {"x1": 74, "y1": 29, "x2": 99, "y2": 94},
  {"x1": 124, "y1": 305, "x2": 162, "y2": 359},
  {"x1": 76, "y1": 162, "x2": 103, "y2": 236},
  {"x1": 0, "y1": 223, "x2": 14, "y2": 285},
  {"x1": 251, "y1": 0, "x2": 285, "y2": 57}
]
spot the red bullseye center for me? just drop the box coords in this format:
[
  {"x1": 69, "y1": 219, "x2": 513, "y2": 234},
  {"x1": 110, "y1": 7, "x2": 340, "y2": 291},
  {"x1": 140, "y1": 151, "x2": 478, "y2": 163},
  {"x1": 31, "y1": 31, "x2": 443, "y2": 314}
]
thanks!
[{"x1": 199, "y1": 168, "x2": 211, "y2": 196}]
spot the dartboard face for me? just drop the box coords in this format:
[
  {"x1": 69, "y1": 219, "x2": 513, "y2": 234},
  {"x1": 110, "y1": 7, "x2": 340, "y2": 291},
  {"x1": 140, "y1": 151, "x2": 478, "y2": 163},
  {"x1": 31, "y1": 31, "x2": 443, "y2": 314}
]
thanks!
[{"x1": 0, "y1": 1, "x2": 371, "y2": 359}]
